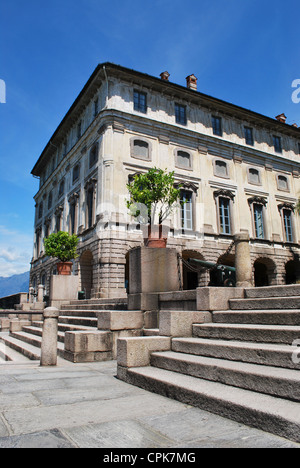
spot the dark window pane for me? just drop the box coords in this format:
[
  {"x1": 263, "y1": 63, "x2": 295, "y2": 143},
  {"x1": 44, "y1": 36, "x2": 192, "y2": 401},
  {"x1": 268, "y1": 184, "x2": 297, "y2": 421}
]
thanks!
[
  {"x1": 219, "y1": 197, "x2": 231, "y2": 234},
  {"x1": 175, "y1": 104, "x2": 187, "y2": 125},
  {"x1": 283, "y1": 209, "x2": 293, "y2": 242},
  {"x1": 244, "y1": 127, "x2": 254, "y2": 145},
  {"x1": 134, "y1": 91, "x2": 147, "y2": 113},
  {"x1": 212, "y1": 116, "x2": 222, "y2": 136},
  {"x1": 253, "y1": 204, "x2": 264, "y2": 239},
  {"x1": 273, "y1": 136, "x2": 282, "y2": 153},
  {"x1": 180, "y1": 191, "x2": 193, "y2": 230}
]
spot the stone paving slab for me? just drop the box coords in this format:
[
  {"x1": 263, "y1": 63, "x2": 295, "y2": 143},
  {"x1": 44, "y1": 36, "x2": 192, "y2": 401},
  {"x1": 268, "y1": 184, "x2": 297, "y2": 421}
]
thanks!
[
  {"x1": 0, "y1": 429, "x2": 76, "y2": 448},
  {"x1": 0, "y1": 360, "x2": 299, "y2": 448}
]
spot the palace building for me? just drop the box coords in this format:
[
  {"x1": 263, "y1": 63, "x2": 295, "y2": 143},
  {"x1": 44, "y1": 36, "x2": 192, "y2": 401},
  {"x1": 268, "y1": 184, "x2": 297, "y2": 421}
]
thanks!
[{"x1": 30, "y1": 62, "x2": 300, "y2": 299}]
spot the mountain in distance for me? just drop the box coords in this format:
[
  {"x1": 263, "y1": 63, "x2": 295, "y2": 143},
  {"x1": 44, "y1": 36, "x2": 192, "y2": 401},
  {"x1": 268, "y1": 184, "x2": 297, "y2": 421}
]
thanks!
[{"x1": 0, "y1": 271, "x2": 30, "y2": 298}]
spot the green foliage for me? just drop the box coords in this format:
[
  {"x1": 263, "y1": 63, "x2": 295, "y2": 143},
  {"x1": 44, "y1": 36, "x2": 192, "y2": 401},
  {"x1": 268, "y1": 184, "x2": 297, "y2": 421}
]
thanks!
[
  {"x1": 44, "y1": 231, "x2": 79, "y2": 262},
  {"x1": 126, "y1": 167, "x2": 181, "y2": 224}
]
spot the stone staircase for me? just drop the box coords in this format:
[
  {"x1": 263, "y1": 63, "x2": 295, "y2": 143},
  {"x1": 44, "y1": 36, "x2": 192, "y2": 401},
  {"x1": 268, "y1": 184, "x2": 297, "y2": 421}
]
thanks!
[
  {"x1": 119, "y1": 285, "x2": 300, "y2": 443},
  {"x1": 0, "y1": 297, "x2": 128, "y2": 362}
]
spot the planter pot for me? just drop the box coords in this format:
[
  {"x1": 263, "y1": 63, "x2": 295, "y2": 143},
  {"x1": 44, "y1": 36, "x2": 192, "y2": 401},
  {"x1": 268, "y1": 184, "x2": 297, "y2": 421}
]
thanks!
[
  {"x1": 57, "y1": 261, "x2": 73, "y2": 275},
  {"x1": 143, "y1": 224, "x2": 167, "y2": 248}
]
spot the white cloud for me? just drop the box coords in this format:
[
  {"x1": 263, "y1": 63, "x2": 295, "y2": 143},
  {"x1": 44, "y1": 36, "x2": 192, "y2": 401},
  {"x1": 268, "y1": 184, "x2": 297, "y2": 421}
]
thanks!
[
  {"x1": 0, "y1": 226, "x2": 32, "y2": 277},
  {"x1": 0, "y1": 249, "x2": 21, "y2": 262}
]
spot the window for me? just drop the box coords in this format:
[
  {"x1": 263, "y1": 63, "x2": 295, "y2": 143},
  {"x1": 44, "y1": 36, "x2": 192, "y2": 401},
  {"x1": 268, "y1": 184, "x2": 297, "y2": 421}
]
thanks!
[
  {"x1": 278, "y1": 204, "x2": 294, "y2": 243},
  {"x1": 63, "y1": 142, "x2": 67, "y2": 158},
  {"x1": 218, "y1": 197, "x2": 231, "y2": 234},
  {"x1": 134, "y1": 90, "x2": 147, "y2": 113},
  {"x1": 70, "y1": 203, "x2": 76, "y2": 234},
  {"x1": 212, "y1": 116, "x2": 222, "y2": 136},
  {"x1": 35, "y1": 228, "x2": 42, "y2": 258},
  {"x1": 214, "y1": 159, "x2": 228, "y2": 178},
  {"x1": 47, "y1": 192, "x2": 53, "y2": 210},
  {"x1": 38, "y1": 202, "x2": 43, "y2": 219},
  {"x1": 180, "y1": 190, "x2": 193, "y2": 230},
  {"x1": 89, "y1": 143, "x2": 98, "y2": 168},
  {"x1": 253, "y1": 204, "x2": 264, "y2": 239},
  {"x1": 87, "y1": 189, "x2": 93, "y2": 228},
  {"x1": 73, "y1": 164, "x2": 80, "y2": 184},
  {"x1": 58, "y1": 180, "x2": 65, "y2": 198},
  {"x1": 175, "y1": 103, "x2": 187, "y2": 125},
  {"x1": 244, "y1": 126, "x2": 254, "y2": 146},
  {"x1": 214, "y1": 190, "x2": 234, "y2": 235},
  {"x1": 248, "y1": 168, "x2": 261, "y2": 185},
  {"x1": 44, "y1": 220, "x2": 50, "y2": 239},
  {"x1": 175, "y1": 150, "x2": 192, "y2": 169},
  {"x1": 273, "y1": 135, "x2": 282, "y2": 153},
  {"x1": 131, "y1": 139, "x2": 150, "y2": 160},
  {"x1": 277, "y1": 175, "x2": 289, "y2": 191},
  {"x1": 69, "y1": 193, "x2": 79, "y2": 235},
  {"x1": 85, "y1": 178, "x2": 97, "y2": 229},
  {"x1": 94, "y1": 97, "x2": 99, "y2": 117},
  {"x1": 283, "y1": 209, "x2": 293, "y2": 242},
  {"x1": 248, "y1": 197, "x2": 267, "y2": 239},
  {"x1": 55, "y1": 206, "x2": 63, "y2": 233},
  {"x1": 77, "y1": 121, "x2": 82, "y2": 141}
]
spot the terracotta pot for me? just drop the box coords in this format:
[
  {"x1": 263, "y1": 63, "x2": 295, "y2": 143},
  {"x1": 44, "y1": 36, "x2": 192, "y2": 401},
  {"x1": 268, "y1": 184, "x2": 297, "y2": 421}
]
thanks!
[
  {"x1": 143, "y1": 224, "x2": 167, "y2": 248},
  {"x1": 57, "y1": 261, "x2": 73, "y2": 275}
]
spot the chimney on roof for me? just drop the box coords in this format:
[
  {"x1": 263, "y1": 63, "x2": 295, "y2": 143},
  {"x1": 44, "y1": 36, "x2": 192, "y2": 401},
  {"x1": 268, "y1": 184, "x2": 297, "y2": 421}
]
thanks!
[
  {"x1": 186, "y1": 74, "x2": 197, "y2": 91},
  {"x1": 160, "y1": 71, "x2": 170, "y2": 81},
  {"x1": 276, "y1": 113, "x2": 287, "y2": 123}
]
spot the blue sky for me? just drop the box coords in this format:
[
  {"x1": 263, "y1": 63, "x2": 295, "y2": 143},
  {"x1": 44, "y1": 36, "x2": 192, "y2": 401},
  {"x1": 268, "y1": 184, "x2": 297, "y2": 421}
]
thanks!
[{"x1": 0, "y1": 0, "x2": 299, "y2": 277}]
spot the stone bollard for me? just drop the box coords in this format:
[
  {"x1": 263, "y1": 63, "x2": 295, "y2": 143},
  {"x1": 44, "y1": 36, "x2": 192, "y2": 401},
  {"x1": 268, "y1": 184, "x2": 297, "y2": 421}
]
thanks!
[
  {"x1": 234, "y1": 232, "x2": 253, "y2": 288},
  {"x1": 37, "y1": 284, "x2": 44, "y2": 303},
  {"x1": 40, "y1": 307, "x2": 59, "y2": 366}
]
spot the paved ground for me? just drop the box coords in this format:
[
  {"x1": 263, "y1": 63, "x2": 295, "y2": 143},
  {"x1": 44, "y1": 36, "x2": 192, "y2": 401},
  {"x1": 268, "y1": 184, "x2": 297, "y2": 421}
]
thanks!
[{"x1": 0, "y1": 357, "x2": 299, "y2": 449}]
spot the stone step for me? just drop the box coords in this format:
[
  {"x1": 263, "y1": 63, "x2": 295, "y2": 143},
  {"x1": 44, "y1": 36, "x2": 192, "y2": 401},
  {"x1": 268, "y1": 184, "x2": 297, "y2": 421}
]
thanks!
[
  {"x1": 0, "y1": 338, "x2": 32, "y2": 362},
  {"x1": 69, "y1": 297, "x2": 127, "y2": 304},
  {"x1": 143, "y1": 328, "x2": 160, "y2": 336},
  {"x1": 245, "y1": 284, "x2": 300, "y2": 299},
  {"x1": 61, "y1": 303, "x2": 128, "y2": 311},
  {"x1": 229, "y1": 296, "x2": 300, "y2": 310},
  {"x1": 192, "y1": 323, "x2": 300, "y2": 344},
  {"x1": 150, "y1": 351, "x2": 300, "y2": 401},
  {"x1": 0, "y1": 334, "x2": 41, "y2": 360},
  {"x1": 122, "y1": 366, "x2": 300, "y2": 443},
  {"x1": 213, "y1": 310, "x2": 300, "y2": 325},
  {"x1": 56, "y1": 309, "x2": 99, "y2": 317},
  {"x1": 171, "y1": 337, "x2": 300, "y2": 370},
  {"x1": 58, "y1": 316, "x2": 98, "y2": 328},
  {"x1": 9, "y1": 330, "x2": 65, "y2": 357},
  {"x1": 22, "y1": 324, "x2": 70, "y2": 344},
  {"x1": 29, "y1": 320, "x2": 97, "y2": 333}
]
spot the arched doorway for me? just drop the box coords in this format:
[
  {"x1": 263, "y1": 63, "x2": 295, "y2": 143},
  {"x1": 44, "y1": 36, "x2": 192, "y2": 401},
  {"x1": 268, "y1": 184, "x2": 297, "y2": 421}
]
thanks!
[
  {"x1": 125, "y1": 251, "x2": 130, "y2": 294},
  {"x1": 182, "y1": 250, "x2": 206, "y2": 290},
  {"x1": 253, "y1": 258, "x2": 276, "y2": 287},
  {"x1": 285, "y1": 259, "x2": 300, "y2": 284},
  {"x1": 80, "y1": 250, "x2": 93, "y2": 299}
]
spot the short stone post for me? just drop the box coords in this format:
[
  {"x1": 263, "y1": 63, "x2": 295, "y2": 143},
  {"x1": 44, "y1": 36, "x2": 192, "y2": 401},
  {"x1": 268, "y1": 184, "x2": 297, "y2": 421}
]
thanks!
[
  {"x1": 37, "y1": 284, "x2": 44, "y2": 303},
  {"x1": 40, "y1": 307, "x2": 59, "y2": 366},
  {"x1": 234, "y1": 232, "x2": 253, "y2": 288}
]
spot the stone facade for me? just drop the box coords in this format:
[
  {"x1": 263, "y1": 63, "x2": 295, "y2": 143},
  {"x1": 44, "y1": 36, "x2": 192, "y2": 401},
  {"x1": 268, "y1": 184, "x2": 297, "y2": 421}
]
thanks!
[{"x1": 30, "y1": 63, "x2": 300, "y2": 299}]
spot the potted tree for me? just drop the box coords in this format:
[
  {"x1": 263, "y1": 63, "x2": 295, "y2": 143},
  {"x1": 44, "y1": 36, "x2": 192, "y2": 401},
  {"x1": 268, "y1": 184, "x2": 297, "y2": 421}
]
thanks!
[
  {"x1": 126, "y1": 168, "x2": 181, "y2": 247},
  {"x1": 44, "y1": 231, "x2": 79, "y2": 275}
]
